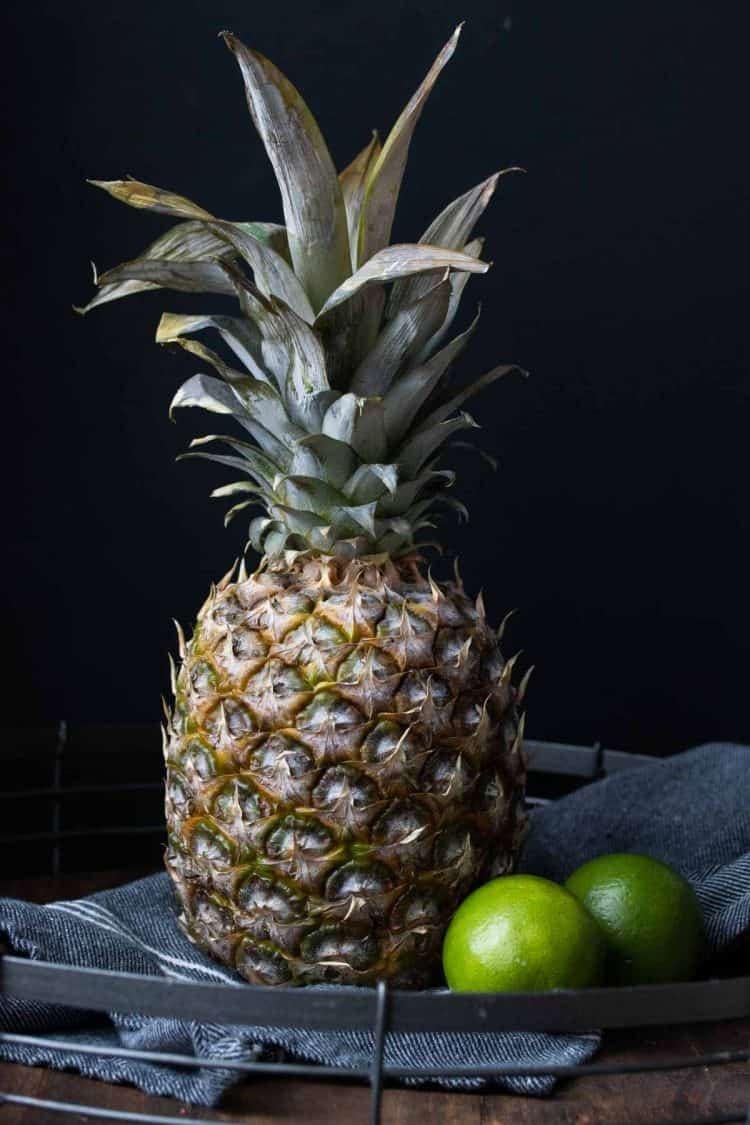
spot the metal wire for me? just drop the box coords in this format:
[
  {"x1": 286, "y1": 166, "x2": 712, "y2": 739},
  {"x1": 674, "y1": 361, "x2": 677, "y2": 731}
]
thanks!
[
  {"x1": 50, "y1": 719, "x2": 66, "y2": 877},
  {"x1": 0, "y1": 1032, "x2": 747, "y2": 1082},
  {"x1": 628, "y1": 1116, "x2": 747, "y2": 1125},
  {"x1": 0, "y1": 826, "x2": 165, "y2": 845},
  {"x1": 0, "y1": 1092, "x2": 747, "y2": 1125},
  {"x1": 621, "y1": 1117, "x2": 750, "y2": 1125},
  {"x1": 593, "y1": 739, "x2": 606, "y2": 778},
  {"x1": 0, "y1": 782, "x2": 163, "y2": 802},
  {"x1": 0, "y1": 1092, "x2": 230, "y2": 1125},
  {"x1": 0, "y1": 1033, "x2": 369, "y2": 1080},
  {"x1": 369, "y1": 981, "x2": 389, "y2": 1125}
]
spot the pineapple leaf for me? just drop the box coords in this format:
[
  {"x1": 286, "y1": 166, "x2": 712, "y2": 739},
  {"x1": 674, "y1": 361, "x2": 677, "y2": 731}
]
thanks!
[
  {"x1": 382, "y1": 306, "x2": 481, "y2": 444},
  {"x1": 397, "y1": 411, "x2": 479, "y2": 477},
  {"x1": 221, "y1": 32, "x2": 351, "y2": 312},
  {"x1": 339, "y1": 132, "x2": 381, "y2": 271},
  {"x1": 263, "y1": 527, "x2": 297, "y2": 554},
  {"x1": 315, "y1": 243, "x2": 489, "y2": 320},
  {"x1": 269, "y1": 505, "x2": 327, "y2": 535},
  {"x1": 211, "y1": 480, "x2": 269, "y2": 499},
  {"x1": 343, "y1": 463, "x2": 399, "y2": 503},
  {"x1": 206, "y1": 221, "x2": 315, "y2": 323},
  {"x1": 170, "y1": 372, "x2": 237, "y2": 419},
  {"x1": 188, "y1": 435, "x2": 280, "y2": 485},
  {"x1": 162, "y1": 336, "x2": 257, "y2": 388},
  {"x1": 304, "y1": 524, "x2": 335, "y2": 551},
  {"x1": 347, "y1": 400, "x2": 388, "y2": 464},
  {"x1": 377, "y1": 468, "x2": 455, "y2": 516},
  {"x1": 75, "y1": 274, "x2": 158, "y2": 316},
  {"x1": 372, "y1": 522, "x2": 415, "y2": 555},
  {"x1": 321, "y1": 394, "x2": 388, "y2": 463},
  {"x1": 332, "y1": 501, "x2": 379, "y2": 538},
  {"x1": 248, "y1": 515, "x2": 281, "y2": 550},
  {"x1": 421, "y1": 170, "x2": 519, "y2": 246},
  {"x1": 316, "y1": 393, "x2": 351, "y2": 440},
  {"x1": 186, "y1": 449, "x2": 280, "y2": 509},
  {"x1": 434, "y1": 494, "x2": 470, "y2": 523},
  {"x1": 169, "y1": 372, "x2": 295, "y2": 466},
  {"x1": 90, "y1": 179, "x2": 290, "y2": 258},
  {"x1": 294, "y1": 434, "x2": 357, "y2": 489},
  {"x1": 166, "y1": 336, "x2": 304, "y2": 448},
  {"x1": 88, "y1": 178, "x2": 214, "y2": 220},
  {"x1": 156, "y1": 313, "x2": 272, "y2": 384},
  {"x1": 288, "y1": 439, "x2": 337, "y2": 479},
  {"x1": 220, "y1": 261, "x2": 332, "y2": 431},
  {"x1": 180, "y1": 451, "x2": 256, "y2": 474},
  {"x1": 373, "y1": 514, "x2": 412, "y2": 538},
  {"x1": 388, "y1": 170, "x2": 520, "y2": 316},
  {"x1": 275, "y1": 476, "x2": 379, "y2": 537},
  {"x1": 356, "y1": 24, "x2": 463, "y2": 266},
  {"x1": 226, "y1": 222, "x2": 290, "y2": 260},
  {"x1": 332, "y1": 131, "x2": 384, "y2": 367},
  {"x1": 75, "y1": 222, "x2": 232, "y2": 313},
  {"x1": 182, "y1": 451, "x2": 277, "y2": 503},
  {"x1": 350, "y1": 274, "x2": 451, "y2": 397},
  {"x1": 223, "y1": 499, "x2": 257, "y2": 527},
  {"x1": 449, "y1": 441, "x2": 499, "y2": 472},
  {"x1": 416, "y1": 363, "x2": 523, "y2": 432},
  {"x1": 97, "y1": 258, "x2": 235, "y2": 295},
  {"x1": 416, "y1": 236, "x2": 485, "y2": 360},
  {"x1": 276, "y1": 474, "x2": 347, "y2": 514},
  {"x1": 314, "y1": 292, "x2": 373, "y2": 389}
]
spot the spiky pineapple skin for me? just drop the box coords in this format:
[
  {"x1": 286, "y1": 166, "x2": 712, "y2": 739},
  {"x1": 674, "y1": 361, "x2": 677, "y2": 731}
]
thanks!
[{"x1": 164, "y1": 553, "x2": 526, "y2": 987}]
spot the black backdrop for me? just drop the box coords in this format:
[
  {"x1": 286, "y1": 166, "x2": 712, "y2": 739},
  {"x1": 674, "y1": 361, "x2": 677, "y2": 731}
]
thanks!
[{"x1": 2, "y1": 0, "x2": 748, "y2": 754}]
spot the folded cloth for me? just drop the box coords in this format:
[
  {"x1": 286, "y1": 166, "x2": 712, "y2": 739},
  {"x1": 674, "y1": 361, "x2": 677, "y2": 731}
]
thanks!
[{"x1": 1, "y1": 742, "x2": 748, "y2": 1106}]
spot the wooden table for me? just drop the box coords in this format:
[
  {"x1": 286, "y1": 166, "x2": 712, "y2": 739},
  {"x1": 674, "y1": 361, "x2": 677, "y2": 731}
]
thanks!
[{"x1": 1, "y1": 870, "x2": 748, "y2": 1124}]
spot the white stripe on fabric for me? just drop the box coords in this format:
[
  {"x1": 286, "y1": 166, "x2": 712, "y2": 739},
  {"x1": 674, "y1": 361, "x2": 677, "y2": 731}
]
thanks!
[{"x1": 47, "y1": 903, "x2": 239, "y2": 984}]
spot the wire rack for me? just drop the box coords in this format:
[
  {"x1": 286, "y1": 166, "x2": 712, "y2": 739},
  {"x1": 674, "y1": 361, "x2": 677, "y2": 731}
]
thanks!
[{"x1": 0, "y1": 725, "x2": 748, "y2": 1125}]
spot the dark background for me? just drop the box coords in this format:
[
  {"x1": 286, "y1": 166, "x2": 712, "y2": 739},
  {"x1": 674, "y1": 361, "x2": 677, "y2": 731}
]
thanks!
[{"x1": 2, "y1": 0, "x2": 748, "y2": 754}]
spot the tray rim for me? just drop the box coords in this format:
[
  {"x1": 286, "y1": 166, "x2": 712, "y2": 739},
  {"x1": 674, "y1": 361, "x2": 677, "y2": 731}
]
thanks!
[{"x1": 2, "y1": 954, "x2": 749, "y2": 1033}]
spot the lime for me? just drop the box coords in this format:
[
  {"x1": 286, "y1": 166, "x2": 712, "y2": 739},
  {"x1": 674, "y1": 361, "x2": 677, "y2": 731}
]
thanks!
[
  {"x1": 442, "y1": 874, "x2": 605, "y2": 992},
  {"x1": 565, "y1": 853, "x2": 704, "y2": 985}
]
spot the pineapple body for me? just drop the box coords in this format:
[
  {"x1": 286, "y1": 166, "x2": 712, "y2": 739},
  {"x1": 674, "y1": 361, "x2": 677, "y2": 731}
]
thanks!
[{"x1": 165, "y1": 553, "x2": 525, "y2": 986}]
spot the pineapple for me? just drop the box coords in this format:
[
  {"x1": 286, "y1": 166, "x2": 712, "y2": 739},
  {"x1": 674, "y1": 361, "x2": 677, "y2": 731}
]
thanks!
[{"x1": 80, "y1": 25, "x2": 528, "y2": 987}]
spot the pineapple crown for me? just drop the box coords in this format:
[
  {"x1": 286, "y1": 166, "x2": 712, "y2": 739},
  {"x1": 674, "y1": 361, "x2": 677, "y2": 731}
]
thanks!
[{"x1": 78, "y1": 24, "x2": 523, "y2": 559}]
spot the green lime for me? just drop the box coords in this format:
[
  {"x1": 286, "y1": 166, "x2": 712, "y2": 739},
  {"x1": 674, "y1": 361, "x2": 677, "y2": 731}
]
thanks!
[
  {"x1": 565, "y1": 853, "x2": 704, "y2": 985},
  {"x1": 442, "y1": 874, "x2": 605, "y2": 992}
]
